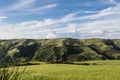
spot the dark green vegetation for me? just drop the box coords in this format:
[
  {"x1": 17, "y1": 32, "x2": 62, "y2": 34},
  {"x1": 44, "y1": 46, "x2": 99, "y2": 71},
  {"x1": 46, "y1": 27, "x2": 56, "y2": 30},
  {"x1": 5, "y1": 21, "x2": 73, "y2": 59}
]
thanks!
[{"x1": 0, "y1": 38, "x2": 120, "y2": 63}]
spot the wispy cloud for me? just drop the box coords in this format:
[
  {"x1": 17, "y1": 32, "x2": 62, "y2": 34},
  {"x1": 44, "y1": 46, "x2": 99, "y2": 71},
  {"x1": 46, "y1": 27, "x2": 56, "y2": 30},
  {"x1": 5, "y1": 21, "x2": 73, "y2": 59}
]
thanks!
[
  {"x1": 0, "y1": 2, "x2": 120, "y2": 39},
  {"x1": 0, "y1": 0, "x2": 58, "y2": 16},
  {"x1": 22, "y1": 4, "x2": 58, "y2": 11},
  {"x1": 9, "y1": 0, "x2": 36, "y2": 10},
  {"x1": 0, "y1": 16, "x2": 7, "y2": 22}
]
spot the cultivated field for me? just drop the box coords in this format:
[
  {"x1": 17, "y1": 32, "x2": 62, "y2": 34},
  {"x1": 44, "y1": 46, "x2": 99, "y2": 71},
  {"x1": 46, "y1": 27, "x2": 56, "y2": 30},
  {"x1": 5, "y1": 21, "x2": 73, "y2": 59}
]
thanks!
[{"x1": 20, "y1": 60, "x2": 120, "y2": 80}]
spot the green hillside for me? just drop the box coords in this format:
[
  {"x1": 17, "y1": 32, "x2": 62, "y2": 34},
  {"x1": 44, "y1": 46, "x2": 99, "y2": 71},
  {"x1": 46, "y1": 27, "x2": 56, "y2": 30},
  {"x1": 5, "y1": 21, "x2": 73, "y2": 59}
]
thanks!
[{"x1": 0, "y1": 38, "x2": 120, "y2": 63}]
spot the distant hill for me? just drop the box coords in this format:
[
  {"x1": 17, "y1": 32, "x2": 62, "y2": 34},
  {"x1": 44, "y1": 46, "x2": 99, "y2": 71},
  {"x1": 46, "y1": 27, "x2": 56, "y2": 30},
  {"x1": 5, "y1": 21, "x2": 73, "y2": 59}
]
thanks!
[{"x1": 0, "y1": 38, "x2": 120, "y2": 63}]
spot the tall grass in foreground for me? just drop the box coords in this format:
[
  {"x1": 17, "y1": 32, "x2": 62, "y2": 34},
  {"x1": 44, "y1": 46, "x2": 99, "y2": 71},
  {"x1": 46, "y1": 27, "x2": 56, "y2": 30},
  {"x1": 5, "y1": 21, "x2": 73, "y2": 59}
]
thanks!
[{"x1": 0, "y1": 64, "x2": 26, "y2": 80}]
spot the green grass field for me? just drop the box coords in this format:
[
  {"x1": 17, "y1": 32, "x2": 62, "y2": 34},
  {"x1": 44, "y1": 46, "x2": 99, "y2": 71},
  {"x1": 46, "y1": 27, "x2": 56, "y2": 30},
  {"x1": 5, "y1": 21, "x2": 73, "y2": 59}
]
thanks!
[{"x1": 21, "y1": 60, "x2": 120, "y2": 80}]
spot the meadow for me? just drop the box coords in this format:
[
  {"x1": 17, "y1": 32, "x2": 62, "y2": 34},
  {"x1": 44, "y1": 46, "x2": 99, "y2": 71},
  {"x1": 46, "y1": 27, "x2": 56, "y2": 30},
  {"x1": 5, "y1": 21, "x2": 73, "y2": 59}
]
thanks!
[{"x1": 20, "y1": 60, "x2": 120, "y2": 80}]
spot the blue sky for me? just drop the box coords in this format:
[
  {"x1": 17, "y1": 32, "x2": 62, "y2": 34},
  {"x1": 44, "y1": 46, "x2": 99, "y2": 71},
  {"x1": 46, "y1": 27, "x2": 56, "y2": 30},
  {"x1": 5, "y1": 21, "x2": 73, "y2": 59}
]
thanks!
[{"x1": 0, "y1": 0, "x2": 120, "y2": 39}]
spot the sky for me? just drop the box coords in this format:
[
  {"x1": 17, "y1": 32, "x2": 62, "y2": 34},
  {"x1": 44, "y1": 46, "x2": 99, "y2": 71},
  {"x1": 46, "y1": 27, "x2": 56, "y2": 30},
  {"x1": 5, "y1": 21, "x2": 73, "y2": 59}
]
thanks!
[{"x1": 0, "y1": 0, "x2": 120, "y2": 39}]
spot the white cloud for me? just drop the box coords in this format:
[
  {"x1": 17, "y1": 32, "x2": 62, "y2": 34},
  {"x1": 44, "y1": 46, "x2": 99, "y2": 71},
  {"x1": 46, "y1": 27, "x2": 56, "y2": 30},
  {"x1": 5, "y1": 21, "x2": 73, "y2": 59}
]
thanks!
[
  {"x1": 74, "y1": 6, "x2": 119, "y2": 20},
  {"x1": 0, "y1": 16, "x2": 7, "y2": 22},
  {"x1": 23, "y1": 4, "x2": 58, "y2": 11},
  {"x1": 9, "y1": 0, "x2": 36, "y2": 10},
  {"x1": 0, "y1": 24, "x2": 17, "y2": 39},
  {"x1": 2, "y1": 0, "x2": 58, "y2": 14},
  {"x1": 66, "y1": 24, "x2": 76, "y2": 33},
  {"x1": 63, "y1": 12, "x2": 78, "y2": 20},
  {"x1": 46, "y1": 32, "x2": 57, "y2": 39},
  {"x1": 0, "y1": 2, "x2": 120, "y2": 39},
  {"x1": 108, "y1": 0, "x2": 117, "y2": 4},
  {"x1": 90, "y1": 30, "x2": 104, "y2": 35}
]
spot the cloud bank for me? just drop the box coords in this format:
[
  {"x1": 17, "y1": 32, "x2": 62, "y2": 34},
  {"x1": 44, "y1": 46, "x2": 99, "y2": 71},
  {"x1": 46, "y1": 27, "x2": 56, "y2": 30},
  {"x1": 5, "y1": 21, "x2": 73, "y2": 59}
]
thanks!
[{"x1": 0, "y1": 0, "x2": 120, "y2": 39}]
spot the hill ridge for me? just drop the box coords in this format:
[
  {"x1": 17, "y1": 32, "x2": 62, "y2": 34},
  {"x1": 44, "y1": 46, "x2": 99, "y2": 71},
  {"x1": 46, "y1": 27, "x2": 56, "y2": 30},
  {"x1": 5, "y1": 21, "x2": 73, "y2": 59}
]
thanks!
[{"x1": 0, "y1": 38, "x2": 120, "y2": 63}]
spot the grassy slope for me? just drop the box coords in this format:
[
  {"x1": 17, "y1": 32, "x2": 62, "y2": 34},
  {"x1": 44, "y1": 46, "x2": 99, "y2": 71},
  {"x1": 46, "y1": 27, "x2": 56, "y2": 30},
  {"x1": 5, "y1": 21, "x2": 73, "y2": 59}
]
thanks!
[
  {"x1": 1, "y1": 38, "x2": 120, "y2": 62},
  {"x1": 21, "y1": 60, "x2": 120, "y2": 80}
]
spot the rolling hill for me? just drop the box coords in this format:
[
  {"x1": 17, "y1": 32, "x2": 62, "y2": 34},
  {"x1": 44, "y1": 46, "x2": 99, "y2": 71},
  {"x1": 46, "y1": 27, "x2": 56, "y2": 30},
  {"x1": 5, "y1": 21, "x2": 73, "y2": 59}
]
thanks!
[{"x1": 0, "y1": 38, "x2": 120, "y2": 63}]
